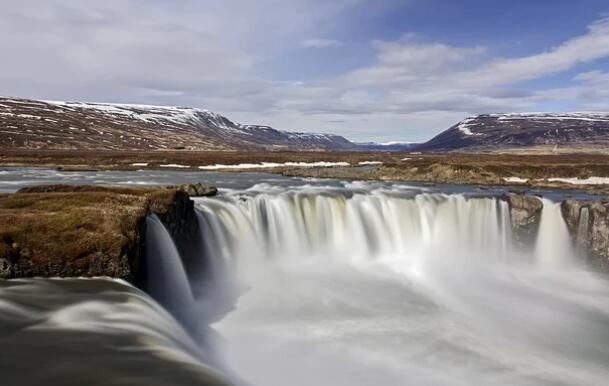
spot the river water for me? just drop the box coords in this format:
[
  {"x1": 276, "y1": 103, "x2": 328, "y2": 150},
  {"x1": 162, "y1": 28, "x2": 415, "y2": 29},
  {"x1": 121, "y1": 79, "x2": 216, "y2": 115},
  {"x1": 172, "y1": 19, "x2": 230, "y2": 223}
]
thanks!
[{"x1": 1, "y1": 168, "x2": 609, "y2": 386}]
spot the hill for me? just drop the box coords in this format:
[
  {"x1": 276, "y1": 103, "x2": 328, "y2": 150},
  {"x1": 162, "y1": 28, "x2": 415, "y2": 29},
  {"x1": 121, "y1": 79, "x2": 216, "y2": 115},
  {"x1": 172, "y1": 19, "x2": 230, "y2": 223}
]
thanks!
[
  {"x1": 418, "y1": 113, "x2": 609, "y2": 153},
  {"x1": 0, "y1": 96, "x2": 357, "y2": 151}
]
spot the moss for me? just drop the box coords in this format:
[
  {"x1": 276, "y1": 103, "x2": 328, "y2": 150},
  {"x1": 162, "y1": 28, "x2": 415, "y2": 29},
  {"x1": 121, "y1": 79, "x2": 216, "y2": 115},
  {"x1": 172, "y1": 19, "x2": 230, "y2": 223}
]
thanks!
[{"x1": 0, "y1": 186, "x2": 184, "y2": 279}]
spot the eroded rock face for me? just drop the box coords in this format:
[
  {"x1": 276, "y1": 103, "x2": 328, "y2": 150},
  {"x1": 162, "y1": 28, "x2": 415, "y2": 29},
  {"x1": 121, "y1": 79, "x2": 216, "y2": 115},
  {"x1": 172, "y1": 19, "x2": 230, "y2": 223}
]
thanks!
[
  {"x1": 561, "y1": 200, "x2": 609, "y2": 268},
  {"x1": 503, "y1": 193, "x2": 543, "y2": 248}
]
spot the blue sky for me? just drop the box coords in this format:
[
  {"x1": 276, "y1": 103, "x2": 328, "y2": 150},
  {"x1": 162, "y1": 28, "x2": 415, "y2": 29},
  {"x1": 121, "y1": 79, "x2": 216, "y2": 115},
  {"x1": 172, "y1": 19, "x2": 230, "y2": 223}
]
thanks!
[{"x1": 1, "y1": 0, "x2": 609, "y2": 142}]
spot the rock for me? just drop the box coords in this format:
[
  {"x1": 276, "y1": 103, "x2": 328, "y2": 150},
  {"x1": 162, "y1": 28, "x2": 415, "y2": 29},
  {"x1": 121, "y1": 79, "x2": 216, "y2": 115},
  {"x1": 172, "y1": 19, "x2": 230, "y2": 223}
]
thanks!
[
  {"x1": 561, "y1": 199, "x2": 609, "y2": 268},
  {"x1": 503, "y1": 193, "x2": 543, "y2": 248},
  {"x1": 175, "y1": 183, "x2": 218, "y2": 197},
  {"x1": 0, "y1": 258, "x2": 11, "y2": 277}
]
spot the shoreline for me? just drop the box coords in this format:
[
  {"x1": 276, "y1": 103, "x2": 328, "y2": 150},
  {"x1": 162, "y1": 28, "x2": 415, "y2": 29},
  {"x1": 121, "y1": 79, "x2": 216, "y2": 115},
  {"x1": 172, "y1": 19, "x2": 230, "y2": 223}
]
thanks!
[{"x1": 2, "y1": 156, "x2": 609, "y2": 197}]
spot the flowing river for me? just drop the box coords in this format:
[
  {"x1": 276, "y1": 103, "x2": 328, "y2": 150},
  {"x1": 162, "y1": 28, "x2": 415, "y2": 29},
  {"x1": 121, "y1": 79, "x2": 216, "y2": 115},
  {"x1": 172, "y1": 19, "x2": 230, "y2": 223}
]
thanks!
[{"x1": 1, "y1": 168, "x2": 609, "y2": 386}]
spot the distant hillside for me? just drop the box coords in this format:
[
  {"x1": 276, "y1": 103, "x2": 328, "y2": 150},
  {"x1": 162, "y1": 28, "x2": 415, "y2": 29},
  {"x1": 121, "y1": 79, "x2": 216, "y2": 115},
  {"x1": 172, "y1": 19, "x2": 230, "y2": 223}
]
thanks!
[
  {"x1": 418, "y1": 113, "x2": 609, "y2": 152},
  {"x1": 354, "y1": 141, "x2": 418, "y2": 151},
  {"x1": 0, "y1": 97, "x2": 358, "y2": 151},
  {"x1": 4, "y1": 97, "x2": 607, "y2": 154}
]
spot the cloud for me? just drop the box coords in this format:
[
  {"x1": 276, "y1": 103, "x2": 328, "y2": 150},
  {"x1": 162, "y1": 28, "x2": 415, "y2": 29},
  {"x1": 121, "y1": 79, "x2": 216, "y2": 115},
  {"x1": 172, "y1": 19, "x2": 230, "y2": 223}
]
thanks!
[
  {"x1": 0, "y1": 1, "x2": 608, "y2": 141},
  {"x1": 301, "y1": 38, "x2": 343, "y2": 48},
  {"x1": 272, "y1": 16, "x2": 609, "y2": 127}
]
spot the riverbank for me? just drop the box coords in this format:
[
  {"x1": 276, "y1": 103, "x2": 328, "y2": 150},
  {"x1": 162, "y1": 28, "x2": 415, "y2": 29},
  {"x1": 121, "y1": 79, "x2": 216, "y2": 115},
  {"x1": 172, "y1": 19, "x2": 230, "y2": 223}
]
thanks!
[
  {"x1": 0, "y1": 183, "x2": 215, "y2": 279},
  {"x1": 2, "y1": 150, "x2": 609, "y2": 195}
]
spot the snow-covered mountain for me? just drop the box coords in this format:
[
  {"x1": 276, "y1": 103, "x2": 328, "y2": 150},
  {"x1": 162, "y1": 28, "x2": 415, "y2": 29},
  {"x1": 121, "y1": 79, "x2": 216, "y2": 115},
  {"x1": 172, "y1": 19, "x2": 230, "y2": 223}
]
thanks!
[
  {"x1": 0, "y1": 97, "x2": 358, "y2": 151},
  {"x1": 418, "y1": 113, "x2": 609, "y2": 152}
]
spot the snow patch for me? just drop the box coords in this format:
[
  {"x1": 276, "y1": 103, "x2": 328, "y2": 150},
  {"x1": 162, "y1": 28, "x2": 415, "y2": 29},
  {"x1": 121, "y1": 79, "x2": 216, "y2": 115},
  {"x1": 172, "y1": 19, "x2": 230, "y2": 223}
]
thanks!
[
  {"x1": 358, "y1": 161, "x2": 382, "y2": 166},
  {"x1": 547, "y1": 177, "x2": 609, "y2": 185},
  {"x1": 456, "y1": 118, "x2": 484, "y2": 136},
  {"x1": 492, "y1": 112, "x2": 609, "y2": 122},
  {"x1": 379, "y1": 141, "x2": 414, "y2": 146},
  {"x1": 131, "y1": 163, "x2": 149, "y2": 167},
  {"x1": 159, "y1": 164, "x2": 190, "y2": 168},
  {"x1": 503, "y1": 177, "x2": 529, "y2": 183},
  {"x1": 198, "y1": 161, "x2": 350, "y2": 170}
]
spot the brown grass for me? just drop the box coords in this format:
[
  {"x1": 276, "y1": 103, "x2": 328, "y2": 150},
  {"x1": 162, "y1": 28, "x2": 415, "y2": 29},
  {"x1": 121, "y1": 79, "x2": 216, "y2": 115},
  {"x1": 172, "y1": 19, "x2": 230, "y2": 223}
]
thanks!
[{"x1": 0, "y1": 186, "x2": 180, "y2": 277}]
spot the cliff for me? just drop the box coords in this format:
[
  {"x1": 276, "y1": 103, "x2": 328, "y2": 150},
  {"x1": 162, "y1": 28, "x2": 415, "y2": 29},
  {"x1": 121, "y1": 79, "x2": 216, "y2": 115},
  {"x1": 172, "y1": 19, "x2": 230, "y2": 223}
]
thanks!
[
  {"x1": 561, "y1": 199, "x2": 609, "y2": 269},
  {"x1": 503, "y1": 193, "x2": 543, "y2": 248},
  {"x1": 0, "y1": 184, "x2": 213, "y2": 280},
  {"x1": 504, "y1": 193, "x2": 609, "y2": 268}
]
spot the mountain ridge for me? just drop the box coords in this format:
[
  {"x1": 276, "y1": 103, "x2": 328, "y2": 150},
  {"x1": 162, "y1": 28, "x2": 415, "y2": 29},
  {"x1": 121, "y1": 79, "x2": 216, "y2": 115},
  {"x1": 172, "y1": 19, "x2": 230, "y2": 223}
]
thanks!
[
  {"x1": 3, "y1": 96, "x2": 609, "y2": 153},
  {"x1": 0, "y1": 96, "x2": 359, "y2": 151},
  {"x1": 417, "y1": 112, "x2": 609, "y2": 152}
]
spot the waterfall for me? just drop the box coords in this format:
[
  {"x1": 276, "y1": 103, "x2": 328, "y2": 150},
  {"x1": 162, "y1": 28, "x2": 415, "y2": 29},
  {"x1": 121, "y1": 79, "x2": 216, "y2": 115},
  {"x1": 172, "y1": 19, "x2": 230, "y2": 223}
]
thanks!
[
  {"x1": 195, "y1": 192, "x2": 515, "y2": 277},
  {"x1": 145, "y1": 214, "x2": 194, "y2": 318},
  {"x1": 576, "y1": 206, "x2": 590, "y2": 255},
  {"x1": 534, "y1": 198, "x2": 575, "y2": 268},
  {"x1": 196, "y1": 189, "x2": 609, "y2": 386}
]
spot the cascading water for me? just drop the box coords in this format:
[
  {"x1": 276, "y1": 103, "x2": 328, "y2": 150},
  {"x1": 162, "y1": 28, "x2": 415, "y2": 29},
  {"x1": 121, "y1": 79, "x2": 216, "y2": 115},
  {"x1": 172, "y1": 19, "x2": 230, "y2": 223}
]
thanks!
[
  {"x1": 576, "y1": 206, "x2": 590, "y2": 255},
  {"x1": 534, "y1": 198, "x2": 576, "y2": 268},
  {"x1": 192, "y1": 187, "x2": 609, "y2": 386},
  {"x1": 196, "y1": 193, "x2": 513, "y2": 271},
  {"x1": 145, "y1": 214, "x2": 194, "y2": 319}
]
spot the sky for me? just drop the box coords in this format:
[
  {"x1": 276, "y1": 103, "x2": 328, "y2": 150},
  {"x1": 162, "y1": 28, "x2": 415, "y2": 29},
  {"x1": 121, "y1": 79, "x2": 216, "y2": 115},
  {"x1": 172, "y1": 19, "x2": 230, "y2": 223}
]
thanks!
[{"x1": 1, "y1": 0, "x2": 609, "y2": 142}]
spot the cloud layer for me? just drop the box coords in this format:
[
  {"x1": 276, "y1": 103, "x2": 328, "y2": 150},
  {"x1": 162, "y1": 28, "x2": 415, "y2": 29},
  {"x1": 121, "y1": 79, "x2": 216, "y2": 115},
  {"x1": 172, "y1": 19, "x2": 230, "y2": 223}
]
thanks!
[{"x1": 1, "y1": 1, "x2": 608, "y2": 141}]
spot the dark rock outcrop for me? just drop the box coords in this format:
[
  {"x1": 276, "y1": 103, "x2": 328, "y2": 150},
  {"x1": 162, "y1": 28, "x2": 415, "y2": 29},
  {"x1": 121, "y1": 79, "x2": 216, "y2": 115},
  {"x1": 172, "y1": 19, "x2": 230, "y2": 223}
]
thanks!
[
  {"x1": 561, "y1": 199, "x2": 609, "y2": 268},
  {"x1": 503, "y1": 193, "x2": 609, "y2": 267},
  {"x1": 503, "y1": 193, "x2": 543, "y2": 248},
  {"x1": 172, "y1": 183, "x2": 218, "y2": 197}
]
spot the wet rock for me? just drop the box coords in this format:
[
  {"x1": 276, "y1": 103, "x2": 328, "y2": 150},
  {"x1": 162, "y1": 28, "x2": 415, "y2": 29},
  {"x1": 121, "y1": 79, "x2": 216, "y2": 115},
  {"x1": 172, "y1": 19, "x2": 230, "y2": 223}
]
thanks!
[
  {"x1": 0, "y1": 258, "x2": 11, "y2": 277},
  {"x1": 175, "y1": 183, "x2": 218, "y2": 197},
  {"x1": 561, "y1": 199, "x2": 609, "y2": 268},
  {"x1": 503, "y1": 193, "x2": 543, "y2": 248}
]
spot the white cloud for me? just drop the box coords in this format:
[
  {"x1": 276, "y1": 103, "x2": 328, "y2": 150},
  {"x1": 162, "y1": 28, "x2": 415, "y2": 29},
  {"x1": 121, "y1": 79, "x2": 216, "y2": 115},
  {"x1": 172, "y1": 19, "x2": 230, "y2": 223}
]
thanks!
[
  {"x1": 0, "y1": 1, "x2": 608, "y2": 141},
  {"x1": 301, "y1": 38, "x2": 343, "y2": 48}
]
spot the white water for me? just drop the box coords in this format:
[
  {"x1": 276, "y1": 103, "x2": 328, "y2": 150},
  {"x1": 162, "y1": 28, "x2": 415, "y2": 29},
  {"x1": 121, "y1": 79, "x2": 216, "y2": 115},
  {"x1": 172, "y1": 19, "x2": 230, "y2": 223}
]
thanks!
[
  {"x1": 0, "y1": 278, "x2": 229, "y2": 386},
  {"x1": 577, "y1": 207, "x2": 590, "y2": 255},
  {"x1": 193, "y1": 190, "x2": 609, "y2": 386},
  {"x1": 534, "y1": 199, "x2": 576, "y2": 269},
  {"x1": 145, "y1": 215, "x2": 194, "y2": 317}
]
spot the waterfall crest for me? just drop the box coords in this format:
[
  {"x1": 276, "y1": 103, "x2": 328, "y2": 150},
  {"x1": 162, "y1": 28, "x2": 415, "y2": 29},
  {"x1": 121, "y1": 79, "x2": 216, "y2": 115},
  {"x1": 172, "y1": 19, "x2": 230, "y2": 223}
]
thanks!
[
  {"x1": 534, "y1": 198, "x2": 575, "y2": 268},
  {"x1": 196, "y1": 192, "x2": 515, "y2": 273}
]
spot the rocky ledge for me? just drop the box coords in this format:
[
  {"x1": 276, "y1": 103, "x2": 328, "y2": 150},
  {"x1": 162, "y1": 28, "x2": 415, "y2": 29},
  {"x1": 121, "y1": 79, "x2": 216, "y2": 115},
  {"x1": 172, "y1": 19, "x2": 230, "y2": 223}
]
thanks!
[
  {"x1": 0, "y1": 183, "x2": 216, "y2": 280},
  {"x1": 504, "y1": 193, "x2": 609, "y2": 268},
  {"x1": 561, "y1": 199, "x2": 609, "y2": 268}
]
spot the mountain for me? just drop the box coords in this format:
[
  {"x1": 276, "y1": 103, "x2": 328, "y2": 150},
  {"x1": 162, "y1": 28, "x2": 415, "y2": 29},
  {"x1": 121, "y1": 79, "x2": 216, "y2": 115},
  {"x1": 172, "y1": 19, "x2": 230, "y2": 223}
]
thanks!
[
  {"x1": 0, "y1": 96, "x2": 358, "y2": 151},
  {"x1": 354, "y1": 141, "x2": 418, "y2": 151},
  {"x1": 418, "y1": 113, "x2": 609, "y2": 152}
]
